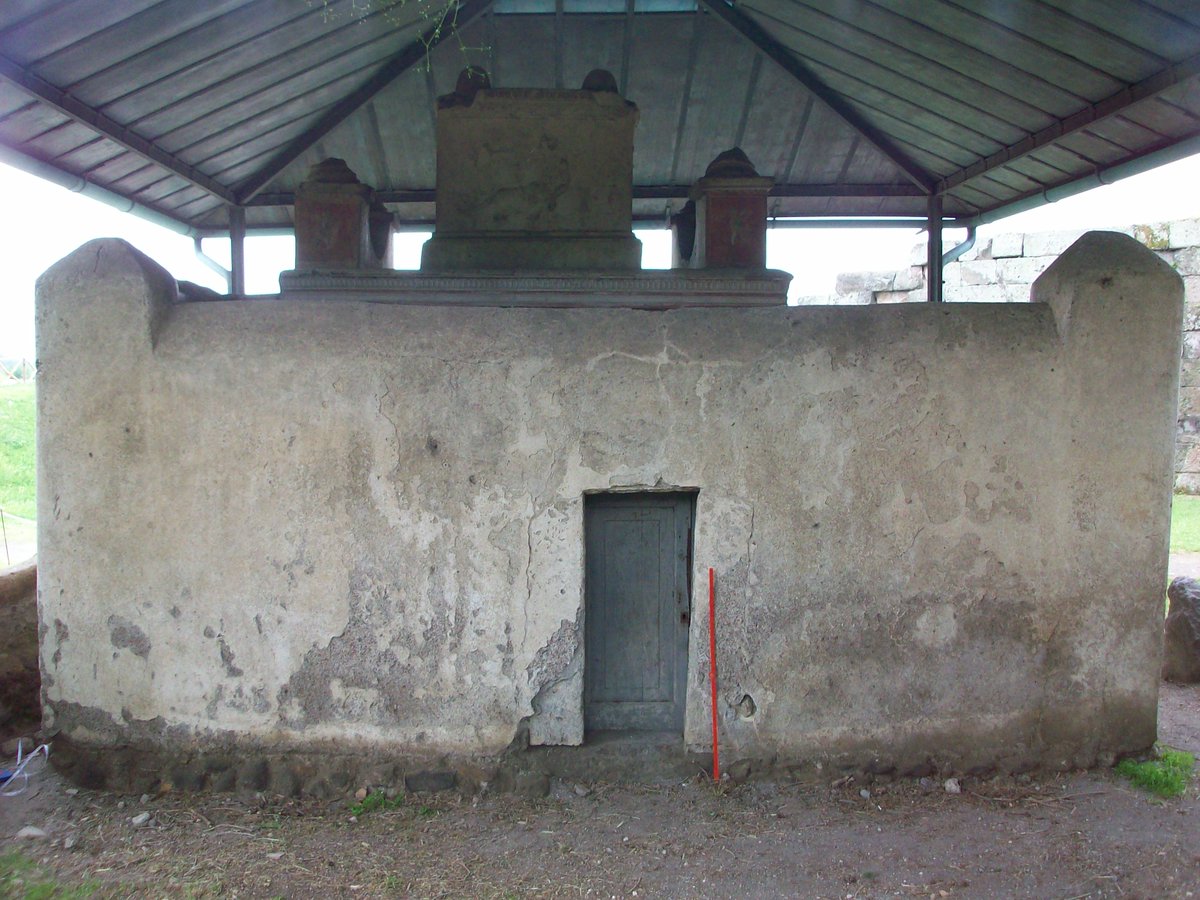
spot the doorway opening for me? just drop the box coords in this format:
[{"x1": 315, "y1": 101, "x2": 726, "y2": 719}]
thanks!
[{"x1": 583, "y1": 491, "x2": 695, "y2": 734}]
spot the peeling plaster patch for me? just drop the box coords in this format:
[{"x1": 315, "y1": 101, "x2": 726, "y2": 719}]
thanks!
[
  {"x1": 107, "y1": 615, "x2": 151, "y2": 659},
  {"x1": 252, "y1": 687, "x2": 270, "y2": 714},
  {"x1": 276, "y1": 565, "x2": 505, "y2": 738},
  {"x1": 330, "y1": 678, "x2": 382, "y2": 719},
  {"x1": 52, "y1": 619, "x2": 69, "y2": 666},
  {"x1": 50, "y1": 701, "x2": 123, "y2": 743},
  {"x1": 913, "y1": 604, "x2": 958, "y2": 648},
  {"x1": 527, "y1": 614, "x2": 579, "y2": 697},
  {"x1": 218, "y1": 637, "x2": 244, "y2": 677},
  {"x1": 52, "y1": 700, "x2": 192, "y2": 746},
  {"x1": 963, "y1": 469, "x2": 1033, "y2": 525},
  {"x1": 527, "y1": 612, "x2": 584, "y2": 746},
  {"x1": 499, "y1": 623, "x2": 515, "y2": 678},
  {"x1": 908, "y1": 457, "x2": 963, "y2": 525},
  {"x1": 272, "y1": 533, "x2": 317, "y2": 588},
  {"x1": 206, "y1": 685, "x2": 224, "y2": 719},
  {"x1": 219, "y1": 684, "x2": 269, "y2": 715}
]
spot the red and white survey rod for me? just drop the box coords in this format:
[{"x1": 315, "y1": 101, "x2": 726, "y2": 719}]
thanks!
[{"x1": 708, "y1": 566, "x2": 719, "y2": 782}]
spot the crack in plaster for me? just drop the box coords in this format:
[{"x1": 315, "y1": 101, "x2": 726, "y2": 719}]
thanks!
[
  {"x1": 376, "y1": 381, "x2": 400, "y2": 452},
  {"x1": 522, "y1": 505, "x2": 535, "y2": 657},
  {"x1": 742, "y1": 505, "x2": 755, "y2": 669}
]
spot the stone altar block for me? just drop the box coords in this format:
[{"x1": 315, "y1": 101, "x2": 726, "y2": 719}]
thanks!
[
  {"x1": 294, "y1": 158, "x2": 392, "y2": 270},
  {"x1": 421, "y1": 76, "x2": 642, "y2": 272},
  {"x1": 687, "y1": 148, "x2": 773, "y2": 269}
]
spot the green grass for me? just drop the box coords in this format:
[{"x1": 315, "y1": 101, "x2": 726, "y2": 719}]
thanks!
[
  {"x1": 1115, "y1": 746, "x2": 1195, "y2": 798},
  {"x1": 0, "y1": 382, "x2": 36, "y2": 521},
  {"x1": 0, "y1": 850, "x2": 99, "y2": 899},
  {"x1": 349, "y1": 790, "x2": 406, "y2": 816},
  {"x1": 1171, "y1": 494, "x2": 1200, "y2": 554}
]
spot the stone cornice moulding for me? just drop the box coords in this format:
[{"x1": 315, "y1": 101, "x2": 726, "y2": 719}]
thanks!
[{"x1": 277, "y1": 269, "x2": 793, "y2": 307}]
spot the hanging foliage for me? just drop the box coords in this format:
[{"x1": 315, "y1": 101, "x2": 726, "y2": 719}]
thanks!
[{"x1": 309, "y1": 0, "x2": 486, "y2": 66}]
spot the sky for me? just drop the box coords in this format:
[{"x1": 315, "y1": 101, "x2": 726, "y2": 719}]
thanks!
[{"x1": 2, "y1": 151, "x2": 1200, "y2": 358}]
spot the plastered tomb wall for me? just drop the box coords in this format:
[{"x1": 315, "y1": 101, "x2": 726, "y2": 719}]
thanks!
[
  {"x1": 37, "y1": 233, "x2": 1181, "y2": 778},
  {"x1": 808, "y1": 218, "x2": 1200, "y2": 493}
]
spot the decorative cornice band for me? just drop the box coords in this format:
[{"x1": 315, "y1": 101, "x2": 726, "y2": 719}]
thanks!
[{"x1": 278, "y1": 269, "x2": 792, "y2": 307}]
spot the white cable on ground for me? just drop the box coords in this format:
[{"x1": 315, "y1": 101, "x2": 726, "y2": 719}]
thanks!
[{"x1": 0, "y1": 742, "x2": 51, "y2": 797}]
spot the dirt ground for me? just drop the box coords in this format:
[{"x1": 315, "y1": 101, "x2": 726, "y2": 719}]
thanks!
[{"x1": 0, "y1": 684, "x2": 1197, "y2": 899}]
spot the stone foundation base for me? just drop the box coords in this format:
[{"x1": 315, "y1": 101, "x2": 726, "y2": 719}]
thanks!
[
  {"x1": 49, "y1": 734, "x2": 507, "y2": 800},
  {"x1": 48, "y1": 731, "x2": 1138, "y2": 799}
]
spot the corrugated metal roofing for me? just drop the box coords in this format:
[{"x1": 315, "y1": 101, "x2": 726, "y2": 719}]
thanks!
[{"x1": 1, "y1": 0, "x2": 1198, "y2": 233}]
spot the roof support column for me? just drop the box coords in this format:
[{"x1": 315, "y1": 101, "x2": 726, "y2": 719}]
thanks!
[
  {"x1": 229, "y1": 205, "x2": 246, "y2": 298},
  {"x1": 926, "y1": 194, "x2": 943, "y2": 304}
]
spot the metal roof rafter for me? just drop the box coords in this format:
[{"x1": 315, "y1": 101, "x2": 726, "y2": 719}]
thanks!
[
  {"x1": 244, "y1": 182, "x2": 927, "y2": 207},
  {"x1": 0, "y1": 52, "x2": 236, "y2": 205},
  {"x1": 755, "y1": 0, "x2": 1053, "y2": 134},
  {"x1": 233, "y1": 0, "x2": 495, "y2": 205},
  {"x1": 937, "y1": 51, "x2": 1200, "y2": 194},
  {"x1": 694, "y1": 0, "x2": 935, "y2": 193}
]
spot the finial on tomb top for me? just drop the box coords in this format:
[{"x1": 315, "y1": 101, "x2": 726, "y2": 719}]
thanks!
[
  {"x1": 581, "y1": 69, "x2": 619, "y2": 93},
  {"x1": 439, "y1": 67, "x2": 492, "y2": 109},
  {"x1": 703, "y1": 147, "x2": 760, "y2": 179},
  {"x1": 304, "y1": 157, "x2": 362, "y2": 184}
]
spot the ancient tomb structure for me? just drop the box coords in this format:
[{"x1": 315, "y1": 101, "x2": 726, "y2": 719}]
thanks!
[
  {"x1": 36, "y1": 74, "x2": 1183, "y2": 794},
  {"x1": 421, "y1": 67, "x2": 642, "y2": 272}
]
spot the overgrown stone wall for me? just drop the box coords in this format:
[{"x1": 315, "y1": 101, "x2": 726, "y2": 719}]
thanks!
[
  {"x1": 808, "y1": 219, "x2": 1200, "y2": 492},
  {"x1": 37, "y1": 235, "x2": 1181, "y2": 794}
]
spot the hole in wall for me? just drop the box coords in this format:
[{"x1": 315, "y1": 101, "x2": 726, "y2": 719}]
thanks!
[{"x1": 736, "y1": 694, "x2": 757, "y2": 719}]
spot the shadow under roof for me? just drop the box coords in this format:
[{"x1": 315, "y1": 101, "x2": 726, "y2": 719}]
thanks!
[{"x1": 1, "y1": 0, "x2": 1198, "y2": 234}]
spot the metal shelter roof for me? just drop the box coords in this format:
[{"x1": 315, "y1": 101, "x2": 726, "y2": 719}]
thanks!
[{"x1": 1, "y1": 0, "x2": 1198, "y2": 235}]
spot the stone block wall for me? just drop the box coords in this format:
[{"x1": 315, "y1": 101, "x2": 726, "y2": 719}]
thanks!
[{"x1": 807, "y1": 219, "x2": 1200, "y2": 492}]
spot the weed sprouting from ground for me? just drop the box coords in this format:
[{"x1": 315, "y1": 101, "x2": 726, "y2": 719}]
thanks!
[
  {"x1": 1115, "y1": 747, "x2": 1195, "y2": 798},
  {"x1": 350, "y1": 790, "x2": 406, "y2": 816}
]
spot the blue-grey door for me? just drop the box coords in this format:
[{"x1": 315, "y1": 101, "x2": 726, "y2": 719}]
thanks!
[{"x1": 584, "y1": 492, "x2": 694, "y2": 732}]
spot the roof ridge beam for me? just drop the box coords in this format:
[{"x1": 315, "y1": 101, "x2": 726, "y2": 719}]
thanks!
[
  {"x1": 0, "y1": 52, "x2": 236, "y2": 205},
  {"x1": 937, "y1": 51, "x2": 1200, "y2": 195},
  {"x1": 234, "y1": 0, "x2": 494, "y2": 205},
  {"x1": 694, "y1": 0, "x2": 935, "y2": 193}
]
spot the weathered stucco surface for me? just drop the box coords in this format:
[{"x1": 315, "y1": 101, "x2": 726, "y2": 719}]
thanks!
[{"x1": 38, "y1": 233, "x2": 1181, "y2": 783}]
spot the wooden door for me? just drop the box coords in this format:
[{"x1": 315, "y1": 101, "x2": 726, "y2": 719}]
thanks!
[{"x1": 584, "y1": 492, "x2": 694, "y2": 732}]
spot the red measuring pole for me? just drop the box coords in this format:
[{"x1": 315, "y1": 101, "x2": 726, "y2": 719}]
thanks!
[{"x1": 708, "y1": 566, "x2": 719, "y2": 782}]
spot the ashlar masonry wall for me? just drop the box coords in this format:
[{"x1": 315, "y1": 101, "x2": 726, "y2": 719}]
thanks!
[
  {"x1": 813, "y1": 218, "x2": 1200, "y2": 492},
  {"x1": 37, "y1": 234, "x2": 1181, "y2": 793}
]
